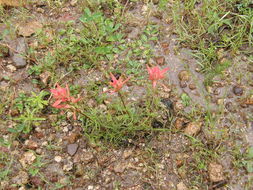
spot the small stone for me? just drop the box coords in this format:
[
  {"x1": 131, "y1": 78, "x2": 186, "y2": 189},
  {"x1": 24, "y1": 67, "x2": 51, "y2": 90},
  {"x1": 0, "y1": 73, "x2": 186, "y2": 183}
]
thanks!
[
  {"x1": 244, "y1": 96, "x2": 253, "y2": 105},
  {"x1": 178, "y1": 70, "x2": 190, "y2": 81},
  {"x1": 141, "y1": 5, "x2": 148, "y2": 14},
  {"x1": 39, "y1": 71, "x2": 51, "y2": 85},
  {"x1": 240, "y1": 103, "x2": 248, "y2": 108},
  {"x1": 41, "y1": 141, "x2": 48, "y2": 146},
  {"x1": 195, "y1": 66, "x2": 201, "y2": 72},
  {"x1": 63, "y1": 126, "x2": 69, "y2": 132},
  {"x1": 67, "y1": 144, "x2": 79, "y2": 156},
  {"x1": 30, "y1": 176, "x2": 44, "y2": 187},
  {"x1": 206, "y1": 86, "x2": 213, "y2": 93},
  {"x1": 174, "y1": 118, "x2": 185, "y2": 130},
  {"x1": 25, "y1": 140, "x2": 38, "y2": 150},
  {"x1": 37, "y1": 7, "x2": 45, "y2": 13},
  {"x1": 54, "y1": 156, "x2": 62, "y2": 163},
  {"x1": 242, "y1": 55, "x2": 247, "y2": 61},
  {"x1": 155, "y1": 56, "x2": 165, "y2": 65},
  {"x1": 208, "y1": 162, "x2": 225, "y2": 182},
  {"x1": 213, "y1": 88, "x2": 220, "y2": 95},
  {"x1": 161, "y1": 98, "x2": 174, "y2": 110},
  {"x1": 220, "y1": 58, "x2": 228, "y2": 64},
  {"x1": 177, "y1": 182, "x2": 188, "y2": 190},
  {"x1": 0, "y1": 181, "x2": 8, "y2": 189},
  {"x1": 123, "y1": 149, "x2": 133, "y2": 159},
  {"x1": 67, "y1": 132, "x2": 79, "y2": 144},
  {"x1": 75, "y1": 163, "x2": 85, "y2": 177},
  {"x1": 247, "y1": 64, "x2": 253, "y2": 72},
  {"x1": 12, "y1": 171, "x2": 29, "y2": 185},
  {"x1": 180, "y1": 80, "x2": 187, "y2": 88},
  {"x1": 114, "y1": 162, "x2": 127, "y2": 173},
  {"x1": 82, "y1": 151, "x2": 94, "y2": 164},
  {"x1": 62, "y1": 7, "x2": 70, "y2": 12},
  {"x1": 6, "y1": 64, "x2": 16, "y2": 72},
  {"x1": 98, "y1": 104, "x2": 107, "y2": 111},
  {"x1": 217, "y1": 98, "x2": 224, "y2": 105},
  {"x1": 63, "y1": 161, "x2": 74, "y2": 171},
  {"x1": 184, "y1": 122, "x2": 202, "y2": 136},
  {"x1": 19, "y1": 151, "x2": 36, "y2": 168},
  {"x1": 35, "y1": 148, "x2": 42, "y2": 155},
  {"x1": 188, "y1": 83, "x2": 196, "y2": 90},
  {"x1": 175, "y1": 101, "x2": 184, "y2": 110},
  {"x1": 233, "y1": 86, "x2": 243, "y2": 96},
  {"x1": 70, "y1": 0, "x2": 78, "y2": 6},
  {"x1": 225, "y1": 102, "x2": 236, "y2": 112}
]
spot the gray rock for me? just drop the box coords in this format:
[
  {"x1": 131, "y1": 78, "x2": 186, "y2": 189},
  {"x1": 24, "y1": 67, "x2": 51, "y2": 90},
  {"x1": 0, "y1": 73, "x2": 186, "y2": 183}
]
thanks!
[
  {"x1": 10, "y1": 38, "x2": 27, "y2": 68},
  {"x1": 233, "y1": 86, "x2": 243, "y2": 96},
  {"x1": 67, "y1": 143, "x2": 79, "y2": 156}
]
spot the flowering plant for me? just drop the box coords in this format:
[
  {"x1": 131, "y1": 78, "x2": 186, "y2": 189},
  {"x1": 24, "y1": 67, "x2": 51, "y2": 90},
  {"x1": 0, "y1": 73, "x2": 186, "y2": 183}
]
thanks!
[
  {"x1": 146, "y1": 65, "x2": 169, "y2": 88},
  {"x1": 50, "y1": 84, "x2": 81, "y2": 120},
  {"x1": 108, "y1": 73, "x2": 130, "y2": 93}
]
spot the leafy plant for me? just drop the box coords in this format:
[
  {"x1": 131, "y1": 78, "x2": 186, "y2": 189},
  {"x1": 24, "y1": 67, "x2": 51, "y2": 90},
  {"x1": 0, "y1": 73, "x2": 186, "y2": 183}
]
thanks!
[{"x1": 10, "y1": 91, "x2": 49, "y2": 134}]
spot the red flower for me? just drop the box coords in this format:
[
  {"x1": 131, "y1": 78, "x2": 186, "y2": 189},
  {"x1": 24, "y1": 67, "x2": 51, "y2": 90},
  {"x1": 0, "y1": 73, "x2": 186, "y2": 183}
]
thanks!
[
  {"x1": 50, "y1": 83, "x2": 81, "y2": 120},
  {"x1": 50, "y1": 84, "x2": 70, "y2": 101},
  {"x1": 109, "y1": 73, "x2": 130, "y2": 93},
  {"x1": 146, "y1": 65, "x2": 169, "y2": 88}
]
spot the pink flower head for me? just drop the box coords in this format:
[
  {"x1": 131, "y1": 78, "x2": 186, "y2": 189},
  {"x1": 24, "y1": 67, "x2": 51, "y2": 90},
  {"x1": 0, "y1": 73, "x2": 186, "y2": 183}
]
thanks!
[
  {"x1": 50, "y1": 83, "x2": 81, "y2": 120},
  {"x1": 50, "y1": 84, "x2": 70, "y2": 101},
  {"x1": 109, "y1": 73, "x2": 130, "y2": 93},
  {"x1": 146, "y1": 65, "x2": 169, "y2": 88}
]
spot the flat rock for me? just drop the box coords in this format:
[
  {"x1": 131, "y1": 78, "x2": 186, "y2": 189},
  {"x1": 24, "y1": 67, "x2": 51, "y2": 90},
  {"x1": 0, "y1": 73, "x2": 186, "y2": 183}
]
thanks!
[
  {"x1": 184, "y1": 122, "x2": 202, "y2": 136},
  {"x1": 208, "y1": 162, "x2": 225, "y2": 182},
  {"x1": 10, "y1": 38, "x2": 27, "y2": 68},
  {"x1": 18, "y1": 20, "x2": 43, "y2": 37},
  {"x1": 67, "y1": 143, "x2": 79, "y2": 156}
]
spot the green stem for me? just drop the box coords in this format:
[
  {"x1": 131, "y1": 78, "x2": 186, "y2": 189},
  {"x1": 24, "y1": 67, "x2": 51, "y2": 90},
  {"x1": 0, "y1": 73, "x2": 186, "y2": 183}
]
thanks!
[
  {"x1": 73, "y1": 107, "x2": 94, "y2": 122},
  {"x1": 118, "y1": 91, "x2": 131, "y2": 117}
]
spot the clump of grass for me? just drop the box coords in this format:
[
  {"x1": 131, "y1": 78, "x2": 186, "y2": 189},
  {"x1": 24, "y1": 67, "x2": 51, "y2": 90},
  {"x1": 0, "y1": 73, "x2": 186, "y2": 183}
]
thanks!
[{"x1": 171, "y1": 0, "x2": 253, "y2": 71}]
